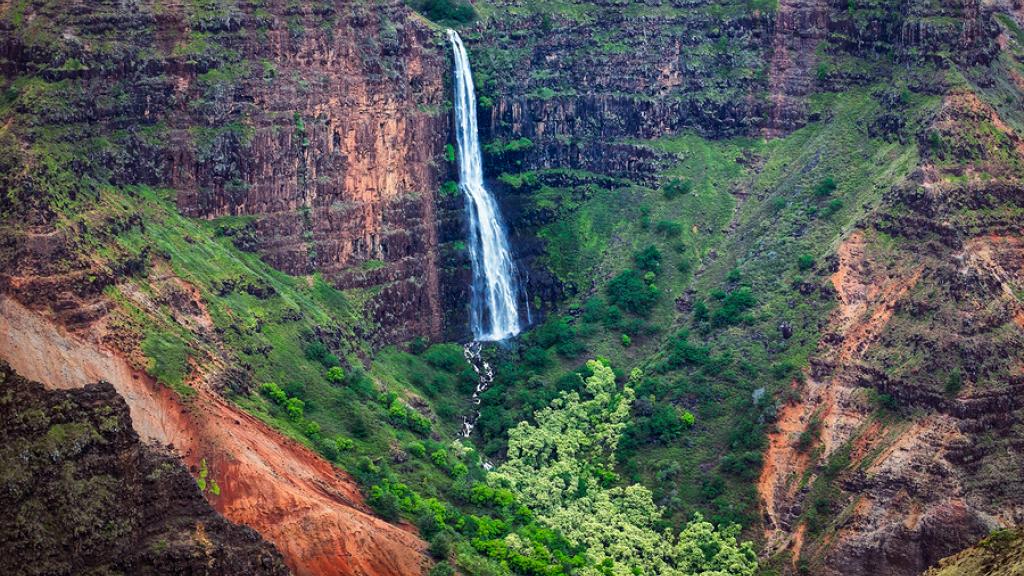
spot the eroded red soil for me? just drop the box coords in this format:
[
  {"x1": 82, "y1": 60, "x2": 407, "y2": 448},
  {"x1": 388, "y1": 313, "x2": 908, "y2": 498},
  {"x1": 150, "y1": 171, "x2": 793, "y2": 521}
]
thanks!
[{"x1": 0, "y1": 295, "x2": 428, "y2": 576}]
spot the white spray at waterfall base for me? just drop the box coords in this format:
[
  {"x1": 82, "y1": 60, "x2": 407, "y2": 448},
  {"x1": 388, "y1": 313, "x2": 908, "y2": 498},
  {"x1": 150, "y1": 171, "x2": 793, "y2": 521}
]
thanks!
[{"x1": 447, "y1": 29, "x2": 524, "y2": 342}]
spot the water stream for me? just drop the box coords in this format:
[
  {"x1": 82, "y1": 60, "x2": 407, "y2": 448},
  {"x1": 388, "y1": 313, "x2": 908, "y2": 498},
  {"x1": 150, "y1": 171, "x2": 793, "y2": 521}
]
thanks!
[{"x1": 460, "y1": 341, "x2": 493, "y2": 440}]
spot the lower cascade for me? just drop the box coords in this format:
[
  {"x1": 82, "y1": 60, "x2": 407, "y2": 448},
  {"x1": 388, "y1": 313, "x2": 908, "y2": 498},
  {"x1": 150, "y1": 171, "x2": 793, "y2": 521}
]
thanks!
[
  {"x1": 447, "y1": 29, "x2": 525, "y2": 342},
  {"x1": 460, "y1": 341, "x2": 493, "y2": 440}
]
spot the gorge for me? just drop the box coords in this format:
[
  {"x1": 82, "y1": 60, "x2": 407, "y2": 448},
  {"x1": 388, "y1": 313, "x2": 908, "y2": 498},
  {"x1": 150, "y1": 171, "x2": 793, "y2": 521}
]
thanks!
[{"x1": 1, "y1": 1, "x2": 1024, "y2": 576}]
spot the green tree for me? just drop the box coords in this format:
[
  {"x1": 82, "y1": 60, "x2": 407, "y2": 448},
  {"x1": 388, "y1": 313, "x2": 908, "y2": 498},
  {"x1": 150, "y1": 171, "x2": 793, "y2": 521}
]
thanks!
[
  {"x1": 325, "y1": 366, "x2": 346, "y2": 385},
  {"x1": 606, "y1": 270, "x2": 659, "y2": 315},
  {"x1": 489, "y1": 361, "x2": 757, "y2": 575},
  {"x1": 285, "y1": 397, "x2": 304, "y2": 420}
]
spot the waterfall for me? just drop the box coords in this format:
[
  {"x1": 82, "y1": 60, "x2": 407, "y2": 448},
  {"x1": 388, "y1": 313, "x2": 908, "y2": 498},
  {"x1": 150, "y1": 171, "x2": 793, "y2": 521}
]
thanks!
[{"x1": 447, "y1": 29, "x2": 523, "y2": 342}]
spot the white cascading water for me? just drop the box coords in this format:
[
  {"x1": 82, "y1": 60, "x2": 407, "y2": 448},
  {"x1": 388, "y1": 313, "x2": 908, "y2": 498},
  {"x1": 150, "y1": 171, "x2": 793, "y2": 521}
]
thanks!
[{"x1": 447, "y1": 29, "x2": 523, "y2": 342}]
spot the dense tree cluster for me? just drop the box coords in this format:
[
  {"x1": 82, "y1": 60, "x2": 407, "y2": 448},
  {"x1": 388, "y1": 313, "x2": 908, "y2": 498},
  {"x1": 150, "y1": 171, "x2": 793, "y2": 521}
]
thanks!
[{"x1": 488, "y1": 361, "x2": 758, "y2": 576}]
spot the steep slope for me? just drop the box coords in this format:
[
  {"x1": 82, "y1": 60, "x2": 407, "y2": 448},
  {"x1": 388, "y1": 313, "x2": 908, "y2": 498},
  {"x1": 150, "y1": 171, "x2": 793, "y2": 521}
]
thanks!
[
  {"x1": 925, "y1": 528, "x2": 1024, "y2": 576},
  {"x1": 758, "y1": 24, "x2": 1024, "y2": 576},
  {"x1": 0, "y1": 360, "x2": 290, "y2": 576},
  {"x1": 0, "y1": 294, "x2": 429, "y2": 576}
]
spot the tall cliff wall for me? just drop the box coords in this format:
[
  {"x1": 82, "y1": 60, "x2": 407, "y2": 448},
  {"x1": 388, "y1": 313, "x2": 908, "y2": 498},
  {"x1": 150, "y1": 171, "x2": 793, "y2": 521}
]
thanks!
[{"x1": 0, "y1": 0, "x2": 459, "y2": 345}]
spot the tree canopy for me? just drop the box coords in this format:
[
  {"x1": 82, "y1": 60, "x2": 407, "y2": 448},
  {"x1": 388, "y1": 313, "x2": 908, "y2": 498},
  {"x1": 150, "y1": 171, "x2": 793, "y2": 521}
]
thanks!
[{"x1": 488, "y1": 361, "x2": 758, "y2": 576}]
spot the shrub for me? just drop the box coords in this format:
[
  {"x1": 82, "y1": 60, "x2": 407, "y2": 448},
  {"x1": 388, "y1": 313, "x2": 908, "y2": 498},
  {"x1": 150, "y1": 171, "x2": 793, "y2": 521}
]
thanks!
[
  {"x1": 621, "y1": 334, "x2": 632, "y2": 348},
  {"x1": 655, "y1": 219, "x2": 683, "y2": 237},
  {"x1": 285, "y1": 397, "x2": 305, "y2": 420},
  {"x1": 666, "y1": 331, "x2": 710, "y2": 368},
  {"x1": 693, "y1": 300, "x2": 708, "y2": 322},
  {"x1": 823, "y1": 198, "x2": 843, "y2": 217},
  {"x1": 260, "y1": 382, "x2": 287, "y2": 404},
  {"x1": 409, "y1": 336, "x2": 430, "y2": 354},
  {"x1": 633, "y1": 245, "x2": 661, "y2": 274},
  {"x1": 582, "y1": 296, "x2": 608, "y2": 324},
  {"x1": 647, "y1": 404, "x2": 684, "y2": 443},
  {"x1": 303, "y1": 420, "x2": 321, "y2": 437},
  {"x1": 470, "y1": 483, "x2": 515, "y2": 507},
  {"x1": 680, "y1": 410, "x2": 696, "y2": 428},
  {"x1": 796, "y1": 416, "x2": 821, "y2": 452},
  {"x1": 431, "y1": 449, "x2": 449, "y2": 469},
  {"x1": 710, "y1": 287, "x2": 757, "y2": 327},
  {"x1": 813, "y1": 177, "x2": 837, "y2": 198},
  {"x1": 423, "y1": 344, "x2": 466, "y2": 372},
  {"x1": 517, "y1": 347, "x2": 549, "y2": 371},
  {"x1": 346, "y1": 365, "x2": 376, "y2": 396},
  {"x1": 483, "y1": 137, "x2": 534, "y2": 156},
  {"x1": 336, "y1": 436, "x2": 355, "y2": 451},
  {"x1": 606, "y1": 269, "x2": 660, "y2": 315},
  {"x1": 317, "y1": 436, "x2": 338, "y2": 461},
  {"x1": 368, "y1": 484, "x2": 402, "y2": 522},
  {"x1": 429, "y1": 533, "x2": 453, "y2": 559},
  {"x1": 388, "y1": 399, "x2": 432, "y2": 435},
  {"x1": 797, "y1": 254, "x2": 815, "y2": 271},
  {"x1": 428, "y1": 563, "x2": 454, "y2": 576},
  {"x1": 720, "y1": 450, "x2": 763, "y2": 480},
  {"x1": 662, "y1": 178, "x2": 693, "y2": 199},
  {"x1": 325, "y1": 366, "x2": 346, "y2": 385},
  {"x1": 410, "y1": 0, "x2": 476, "y2": 23},
  {"x1": 439, "y1": 180, "x2": 460, "y2": 198},
  {"x1": 304, "y1": 341, "x2": 339, "y2": 368},
  {"x1": 945, "y1": 369, "x2": 963, "y2": 395},
  {"x1": 531, "y1": 316, "x2": 575, "y2": 349},
  {"x1": 406, "y1": 441, "x2": 426, "y2": 458}
]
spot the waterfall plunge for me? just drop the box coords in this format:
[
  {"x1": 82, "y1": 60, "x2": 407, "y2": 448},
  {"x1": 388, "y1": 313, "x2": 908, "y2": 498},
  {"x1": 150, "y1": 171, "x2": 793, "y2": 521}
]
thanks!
[{"x1": 447, "y1": 30, "x2": 524, "y2": 342}]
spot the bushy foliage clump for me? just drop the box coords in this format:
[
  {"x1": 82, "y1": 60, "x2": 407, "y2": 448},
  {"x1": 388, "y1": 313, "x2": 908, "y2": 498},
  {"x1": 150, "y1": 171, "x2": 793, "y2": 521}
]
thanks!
[
  {"x1": 487, "y1": 361, "x2": 758, "y2": 576},
  {"x1": 606, "y1": 270, "x2": 660, "y2": 315}
]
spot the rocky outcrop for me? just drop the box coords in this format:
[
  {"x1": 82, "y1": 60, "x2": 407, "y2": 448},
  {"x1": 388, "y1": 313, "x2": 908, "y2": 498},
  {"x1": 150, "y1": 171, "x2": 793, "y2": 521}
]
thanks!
[
  {"x1": 925, "y1": 528, "x2": 1024, "y2": 576},
  {"x1": 0, "y1": 360, "x2": 290, "y2": 576},
  {"x1": 759, "y1": 85, "x2": 1024, "y2": 575},
  {"x1": 763, "y1": 0, "x2": 828, "y2": 137}
]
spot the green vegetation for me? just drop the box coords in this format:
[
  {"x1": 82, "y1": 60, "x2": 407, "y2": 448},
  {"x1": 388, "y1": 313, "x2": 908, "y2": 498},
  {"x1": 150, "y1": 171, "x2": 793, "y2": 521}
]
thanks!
[
  {"x1": 196, "y1": 458, "x2": 221, "y2": 496},
  {"x1": 489, "y1": 361, "x2": 757, "y2": 574},
  {"x1": 407, "y1": 0, "x2": 477, "y2": 24}
]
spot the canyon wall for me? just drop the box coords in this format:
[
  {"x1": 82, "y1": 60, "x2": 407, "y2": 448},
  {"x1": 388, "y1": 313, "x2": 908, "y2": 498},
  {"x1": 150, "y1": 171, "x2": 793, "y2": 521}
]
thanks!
[
  {"x1": 0, "y1": 0, "x2": 460, "y2": 345},
  {"x1": 463, "y1": 0, "x2": 1024, "y2": 573}
]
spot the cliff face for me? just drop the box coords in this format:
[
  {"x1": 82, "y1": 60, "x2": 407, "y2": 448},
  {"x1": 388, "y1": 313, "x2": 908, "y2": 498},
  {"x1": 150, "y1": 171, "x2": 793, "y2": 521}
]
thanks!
[
  {"x1": 759, "y1": 39, "x2": 1024, "y2": 576},
  {"x1": 0, "y1": 0, "x2": 455, "y2": 345},
  {"x1": 166, "y1": 1, "x2": 452, "y2": 344},
  {"x1": 0, "y1": 360, "x2": 290, "y2": 576}
]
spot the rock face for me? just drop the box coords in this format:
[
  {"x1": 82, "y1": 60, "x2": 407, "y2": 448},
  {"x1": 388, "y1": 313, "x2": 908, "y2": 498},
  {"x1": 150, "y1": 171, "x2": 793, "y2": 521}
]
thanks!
[
  {"x1": 0, "y1": 360, "x2": 291, "y2": 576},
  {"x1": 0, "y1": 0, "x2": 457, "y2": 345},
  {"x1": 759, "y1": 79, "x2": 1024, "y2": 576},
  {"x1": 165, "y1": 1, "x2": 454, "y2": 344}
]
